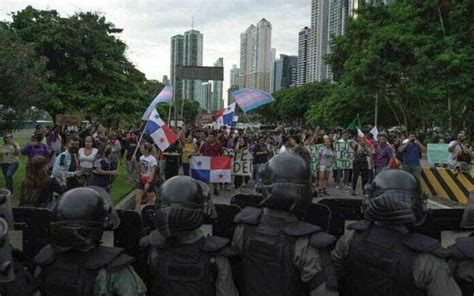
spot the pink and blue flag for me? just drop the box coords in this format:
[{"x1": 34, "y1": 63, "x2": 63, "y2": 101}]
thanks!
[
  {"x1": 142, "y1": 85, "x2": 173, "y2": 120},
  {"x1": 190, "y1": 156, "x2": 232, "y2": 183},
  {"x1": 215, "y1": 103, "x2": 236, "y2": 128},
  {"x1": 231, "y1": 88, "x2": 275, "y2": 113},
  {"x1": 144, "y1": 109, "x2": 178, "y2": 151}
]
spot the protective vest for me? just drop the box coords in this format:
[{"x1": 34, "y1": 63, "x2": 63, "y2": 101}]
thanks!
[
  {"x1": 234, "y1": 207, "x2": 336, "y2": 296},
  {"x1": 343, "y1": 220, "x2": 444, "y2": 296},
  {"x1": 146, "y1": 230, "x2": 230, "y2": 296},
  {"x1": 448, "y1": 236, "x2": 474, "y2": 296},
  {"x1": 34, "y1": 245, "x2": 134, "y2": 296}
]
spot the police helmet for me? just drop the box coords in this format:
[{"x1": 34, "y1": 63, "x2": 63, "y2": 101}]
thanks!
[
  {"x1": 258, "y1": 152, "x2": 312, "y2": 214},
  {"x1": 364, "y1": 169, "x2": 427, "y2": 225},
  {"x1": 50, "y1": 186, "x2": 120, "y2": 251},
  {"x1": 155, "y1": 176, "x2": 210, "y2": 237}
]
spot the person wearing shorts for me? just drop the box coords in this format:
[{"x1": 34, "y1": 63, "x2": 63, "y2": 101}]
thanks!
[
  {"x1": 318, "y1": 137, "x2": 335, "y2": 196},
  {"x1": 135, "y1": 143, "x2": 157, "y2": 211}
]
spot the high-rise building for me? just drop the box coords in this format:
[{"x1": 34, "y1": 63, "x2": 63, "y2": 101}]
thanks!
[
  {"x1": 230, "y1": 64, "x2": 240, "y2": 87},
  {"x1": 269, "y1": 48, "x2": 277, "y2": 93},
  {"x1": 162, "y1": 75, "x2": 170, "y2": 85},
  {"x1": 239, "y1": 18, "x2": 272, "y2": 92},
  {"x1": 211, "y1": 58, "x2": 224, "y2": 111},
  {"x1": 227, "y1": 86, "x2": 238, "y2": 106},
  {"x1": 182, "y1": 30, "x2": 203, "y2": 102},
  {"x1": 273, "y1": 54, "x2": 298, "y2": 92},
  {"x1": 170, "y1": 34, "x2": 184, "y2": 100},
  {"x1": 196, "y1": 82, "x2": 212, "y2": 111},
  {"x1": 297, "y1": 27, "x2": 310, "y2": 86},
  {"x1": 308, "y1": 0, "x2": 330, "y2": 82}
]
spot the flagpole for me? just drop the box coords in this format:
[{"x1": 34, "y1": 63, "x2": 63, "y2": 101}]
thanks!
[{"x1": 132, "y1": 120, "x2": 148, "y2": 159}]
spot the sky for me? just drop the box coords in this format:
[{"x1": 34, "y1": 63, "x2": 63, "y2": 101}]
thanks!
[{"x1": 0, "y1": 0, "x2": 311, "y2": 105}]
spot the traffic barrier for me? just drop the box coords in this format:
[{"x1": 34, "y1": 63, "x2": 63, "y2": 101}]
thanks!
[{"x1": 420, "y1": 167, "x2": 474, "y2": 205}]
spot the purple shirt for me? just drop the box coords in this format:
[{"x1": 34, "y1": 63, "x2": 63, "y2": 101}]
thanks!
[
  {"x1": 22, "y1": 143, "x2": 53, "y2": 164},
  {"x1": 375, "y1": 143, "x2": 393, "y2": 168}
]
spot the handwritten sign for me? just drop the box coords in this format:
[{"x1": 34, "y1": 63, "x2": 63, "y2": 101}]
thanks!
[
  {"x1": 306, "y1": 144, "x2": 323, "y2": 172},
  {"x1": 427, "y1": 144, "x2": 450, "y2": 164},
  {"x1": 233, "y1": 149, "x2": 254, "y2": 176},
  {"x1": 333, "y1": 141, "x2": 354, "y2": 169}
]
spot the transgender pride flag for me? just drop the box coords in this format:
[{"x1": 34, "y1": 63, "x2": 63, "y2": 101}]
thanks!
[
  {"x1": 190, "y1": 156, "x2": 232, "y2": 183},
  {"x1": 142, "y1": 85, "x2": 173, "y2": 120},
  {"x1": 231, "y1": 88, "x2": 275, "y2": 113}
]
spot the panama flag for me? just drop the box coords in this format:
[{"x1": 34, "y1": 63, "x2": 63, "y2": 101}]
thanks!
[
  {"x1": 190, "y1": 156, "x2": 232, "y2": 183},
  {"x1": 142, "y1": 85, "x2": 173, "y2": 120},
  {"x1": 231, "y1": 88, "x2": 275, "y2": 113},
  {"x1": 144, "y1": 109, "x2": 178, "y2": 151},
  {"x1": 215, "y1": 103, "x2": 236, "y2": 128}
]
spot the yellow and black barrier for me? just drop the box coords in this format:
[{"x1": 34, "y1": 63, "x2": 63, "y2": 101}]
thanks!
[{"x1": 420, "y1": 167, "x2": 474, "y2": 205}]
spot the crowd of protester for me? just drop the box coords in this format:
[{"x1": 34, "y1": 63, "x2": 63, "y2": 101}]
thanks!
[{"x1": 0, "y1": 122, "x2": 472, "y2": 210}]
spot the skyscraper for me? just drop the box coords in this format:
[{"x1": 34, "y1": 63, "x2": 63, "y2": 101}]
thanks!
[
  {"x1": 170, "y1": 34, "x2": 184, "y2": 100},
  {"x1": 297, "y1": 27, "x2": 310, "y2": 86},
  {"x1": 273, "y1": 54, "x2": 298, "y2": 92},
  {"x1": 239, "y1": 18, "x2": 272, "y2": 92},
  {"x1": 230, "y1": 64, "x2": 240, "y2": 87},
  {"x1": 211, "y1": 58, "x2": 224, "y2": 111},
  {"x1": 182, "y1": 30, "x2": 203, "y2": 101},
  {"x1": 308, "y1": 0, "x2": 330, "y2": 82},
  {"x1": 270, "y1": 48, "x2": 277, "y2": 93}
]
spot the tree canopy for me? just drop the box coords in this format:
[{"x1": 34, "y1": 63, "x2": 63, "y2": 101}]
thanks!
[{"x1": 1, "y1": 6, "x2": 162, "y2": 130}]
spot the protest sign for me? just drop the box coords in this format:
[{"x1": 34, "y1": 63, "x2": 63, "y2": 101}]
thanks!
[
  {"x1": 427, "y1": 144, "x2": 450, "y2": 164},
  {"x1": 233, "y1": 149, "x2": 254, "y2": 176},
  {"x1": 306, "y1": 144, "x2": 323, "y2": 172},
  {"x1": 333, "y1": 141, "x2": 354, "y2": 169}
]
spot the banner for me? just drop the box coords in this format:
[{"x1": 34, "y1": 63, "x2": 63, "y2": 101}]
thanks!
[
  {"x1": 306, "y1": 142, "x2": 354, "y2": 171},
  {"x1": 427, "y1": 144, "x2": 450, "y2": 164},
  {"x1": 333, "y1": 141, "x2": 354, "y2": 169},
  {"x1": 232, "y1": 149, "x2": 254, "y2": 176}
]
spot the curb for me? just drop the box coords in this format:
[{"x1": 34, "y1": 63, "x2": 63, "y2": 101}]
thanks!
[{"x1": 115, "y1": 189, "x2": 135, "y2": 210}]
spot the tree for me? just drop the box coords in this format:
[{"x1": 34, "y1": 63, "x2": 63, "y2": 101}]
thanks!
[
  {"x1": 7, "y1": 6, "x2": 158, "y2": 125},
  {"x1": 0, "y1": 25, "x2": 45, "y2": 133}
]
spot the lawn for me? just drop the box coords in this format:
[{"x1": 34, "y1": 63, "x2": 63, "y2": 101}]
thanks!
[{"x1": 0, "y1": 131, "x2": 133, "y2": 205}]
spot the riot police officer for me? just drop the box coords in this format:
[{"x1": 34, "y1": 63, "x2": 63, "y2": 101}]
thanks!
[
  {"x1": 447, "y1": 192, "x2": 474, "y2": 296},
  {"x1": 331, "y1": 169, "x2": 461, "y2": 296},
  {"x1": 34, "y1": 186, "x2": 146, "y2": 295},
  {"x1": 140, "y1": 176, "x2": 238, "y2": 296},
  {"x1": 232, "y1": 152, "x2": 339, "y2": 296}
]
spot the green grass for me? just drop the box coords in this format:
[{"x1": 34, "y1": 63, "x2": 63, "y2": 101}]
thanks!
[{"x1": 0, "y1": 133, "x2": 133, "y2": 206}]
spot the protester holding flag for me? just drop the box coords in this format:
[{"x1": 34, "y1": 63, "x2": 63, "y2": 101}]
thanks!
[
  {"x1": 135, "y1": 142, "x2": 157, "y2": 211},
  {"x1": 199, "y1": 134, "x2": 224, "y2": 195}
]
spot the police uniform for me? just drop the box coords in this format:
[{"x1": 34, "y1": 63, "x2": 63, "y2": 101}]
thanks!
[
  {"x1": 331, "y1": 169, "x2": 461, "y2": 296},
  {"x1": 447, "y1": 192, "x2": 474, "y2": 296},
  {"x1": 141, "y1": 176, "x2": 238, "y2": 296},
  {"x1": 232, "y1": 152, "x2": 339, "y2": 296},
  {"x1": 34, "y1": 186, "x2": 146, "y2": 296}
]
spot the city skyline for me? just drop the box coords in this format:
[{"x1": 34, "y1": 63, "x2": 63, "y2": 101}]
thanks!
[{"x1": 0, "y1": 0, "x2": 309, "y2": 106}]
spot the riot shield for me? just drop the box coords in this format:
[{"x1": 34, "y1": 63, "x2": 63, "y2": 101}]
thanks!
[
  {"x1": 204, "y1": 204, "x2": 241, "y2": 239},
  {"x1": 317, "y1": 198, "x2": 364, "y2": 237},
  {"x1": 303, "y1": 203, "x2": 332, "y2": 233},
  {"x1": 12, "y1": 207, "x2": 52, "y2": 261},
  {"x1": 230, "y1": 193, "x2": 263, "y2": 209},
  {"x1": 115, "y1": 209, "x2": 143, "y2": 260},
  {"x1": 416, "y1": 208, "x2": 465, "y2": 246}
]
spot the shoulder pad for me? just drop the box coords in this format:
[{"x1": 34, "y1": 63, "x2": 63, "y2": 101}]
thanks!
[
  {"x1": 346, "y1": 220, "x2": 371, "y2": 231},
  {"x1": 309, "y1": 232, "x2": 337, "y2": 249},
  {"x1": 33, "y1": 245, "x2": 57, "y2": 266},
  {"x1": 282, "y1": 221, "x2": 321, "y2": 236},
  {"x1": 452, "y1": 237, "x2": 474, "y2": 259},
  {"x1": 105, "y1": 253, "x2": 135, "y2": 271},
  {"x1": 233, "y1": 207, "x2": 262, "y2": 225},
  {"x1": 402, "y1": 233, "x2": 444, "y2": 255},
  {"x1": 140, "y1": 230, "x2": 167, "y2": 248},
  {"x1": 203, "y1": 236, "x2": 230, "y2": 252},
  {"x1": 84, "y1": 246, "x2": 124, "y2": 269}
]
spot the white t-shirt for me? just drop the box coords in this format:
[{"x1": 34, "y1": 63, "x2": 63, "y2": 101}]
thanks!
[
  {"x1": 448, "y1": 140, "x2": 462, "y2": 165},
  {"x1": 140, "y1": 154, "x2": 157, "y2": 176},
  {"x1": 79, "y1": 148, "x2": 98, "y2": 169}
]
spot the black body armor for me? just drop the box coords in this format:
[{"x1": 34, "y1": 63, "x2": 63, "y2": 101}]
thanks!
[{"x1": 448, "y1": 236, "x2": 474, "y2": 296}]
